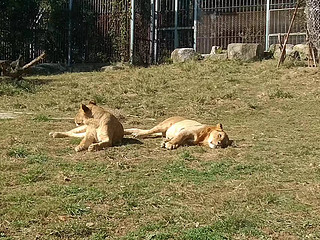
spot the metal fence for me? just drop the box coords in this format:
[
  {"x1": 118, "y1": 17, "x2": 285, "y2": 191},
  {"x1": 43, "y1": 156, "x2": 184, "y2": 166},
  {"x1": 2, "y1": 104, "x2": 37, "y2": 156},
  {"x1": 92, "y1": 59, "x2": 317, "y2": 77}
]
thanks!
[
  {"x1": 197, "y1": 0, "x2": 266, "y2": 53},
  {"x1": 267, "y1": 0, "x2": 306, "y2": 48},
  {"x1": 0, "y1": 0, "x2": 138, "y2": 64},
  {"x1": 196, "y1": 0, "x2": 305, "y2": 54},
  {"x1": 153, "y1": 0, "x2": 195, "y2": 62},
  {"x1": 0, "y1": 0, "x2": 306, "y2": 65}
]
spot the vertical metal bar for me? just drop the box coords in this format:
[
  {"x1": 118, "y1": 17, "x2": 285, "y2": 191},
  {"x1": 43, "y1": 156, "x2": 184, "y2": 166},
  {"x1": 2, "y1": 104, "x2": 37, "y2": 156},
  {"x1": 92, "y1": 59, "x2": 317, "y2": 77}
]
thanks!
[
  {"x1": 154, "y1": 0, "x2": 159, "y2": 63},
  {"x1": 174, "y1": 0, "x2": 178, "y2": 48},
  {"x1": 68, "y1": 0, "x2": 73, "y2": 67},
  {"x1": 193, "y1": 0, "x2": 198, "y2": 50},
  {"x1": 150, "y1": 0, "x2": 155, "y2": 63},
  {"x1": 231, "y1": 0, "x2": 234, "y2": 44},
  {"x1": 130, "y1": 0, "x2": 135, "y2": 64},
  {"x1": 265, "y1": 0, "x2": 270, "y2": 50}
]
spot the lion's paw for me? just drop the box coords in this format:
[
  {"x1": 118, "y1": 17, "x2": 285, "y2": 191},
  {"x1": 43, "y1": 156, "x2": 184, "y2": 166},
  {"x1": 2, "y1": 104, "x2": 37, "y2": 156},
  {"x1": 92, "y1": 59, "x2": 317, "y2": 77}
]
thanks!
[
  {"x1": 88, "y1": 144, "x2": 99, "y2": 152},
  {"x1": 160, "y1": 141, "x2": 166, "y2": 148},
  {"x1": 164, "y1": 142, "x2": 178, "y2": 150},
  {"x1": 75, "y1": 145, "x2": 85, "y2": 152},
  {"x1": 49, "y1": 132, "x2": 62, "y2": 138},
  {"x1": 132, "y1": 132, "x2": 146, "y2": 139},
  {"x1": 132, "y1": 132, "x2": 140, "y2": 138}
]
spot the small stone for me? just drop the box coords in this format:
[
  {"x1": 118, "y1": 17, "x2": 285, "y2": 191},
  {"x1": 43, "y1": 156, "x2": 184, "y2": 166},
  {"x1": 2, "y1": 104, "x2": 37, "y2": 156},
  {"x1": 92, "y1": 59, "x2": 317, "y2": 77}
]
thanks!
[
  {"x1": 171, "y1": 48, "x2": 199, "y2": 63},
  {"x1": 210, "y1": 46, "x2": 222, "y2": 54},
  {"x1": 101, "y1": 65, "x2": 124, "y2": 72}
]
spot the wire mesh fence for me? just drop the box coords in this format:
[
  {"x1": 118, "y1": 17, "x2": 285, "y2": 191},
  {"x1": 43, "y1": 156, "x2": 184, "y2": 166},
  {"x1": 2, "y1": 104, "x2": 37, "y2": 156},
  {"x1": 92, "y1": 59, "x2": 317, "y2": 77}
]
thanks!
[
  {"x1": 268, "y1": 0, "x2": 306, "y2": 47},
  {"x1": 306, "y1": 0, "x2": 320, "y2": 50},
  {"x1": 196, "y1": 0, "x2": 306, "y2": 54},
  {"x1": 197, "y1": 0, "x2": 267, "y2": 53},
  {"x1": 0, "y1": 0, "x2": 309, "y2": 65},
  {"x1": 0, "y1": 0, "x2": 139, "y2": 64}
]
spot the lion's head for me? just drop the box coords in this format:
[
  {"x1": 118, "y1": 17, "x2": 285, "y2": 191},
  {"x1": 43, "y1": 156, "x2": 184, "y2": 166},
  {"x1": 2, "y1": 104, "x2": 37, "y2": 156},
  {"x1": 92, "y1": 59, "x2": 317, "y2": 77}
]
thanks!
[
  {"x1": 207, "y1": 123, "x2": 230, "y2": 149},
  {"x1": 74, "y1": 101, "x2": 96, "y2": 126}
]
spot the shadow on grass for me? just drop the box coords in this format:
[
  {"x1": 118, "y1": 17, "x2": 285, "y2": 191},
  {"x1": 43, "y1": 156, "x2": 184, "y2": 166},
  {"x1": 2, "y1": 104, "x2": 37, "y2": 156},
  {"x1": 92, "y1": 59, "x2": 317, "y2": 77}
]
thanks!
[
  {"x1": 0, "y1": 77, "x2": 53, "y2": 96},
  {"x1": 122, "y1": 137, "x2": 143, "y2": 146}
]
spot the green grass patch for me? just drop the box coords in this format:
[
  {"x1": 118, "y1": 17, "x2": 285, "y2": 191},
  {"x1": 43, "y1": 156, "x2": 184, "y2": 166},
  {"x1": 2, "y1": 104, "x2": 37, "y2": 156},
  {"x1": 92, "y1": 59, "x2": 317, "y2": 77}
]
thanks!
[
  {"x1": 182, "y1": 216, "x2": 262, "y2": 239},
  {"x1": 180, "y1": 150, "x2": 197, "y2": 161},
  {"x1": 70, "y1": 138, "x2": 82, "y2": 145},
  {"x1": 0, "y1": 79, "x2": 37, "y2": 96},
  {"x1": 20, "y1": 168, "x2": 47, "y2": 183},
  {"x1": 123, "y1": 222, "x2": 176, "y2": 240},
  {"x1": 65, "y1": 203, "x2": 91, "y2": 216},
  {"x1": 27, "y1": 153, "x2": 49, "y2": 164},
  {"x1": 269, "y1": 89, "x2": 293, "y2": 99},
  {"x1": 7, "y1": 147, "x2": 49, "y2": 164},
  {"x1": 163, "y1": 160, "x2": 270, "y2": 184},
  {"x1": 48, "y1": 222, "x2": 93, "y2": 238},
  {"x1": 7, "y1": 146, "x2": 30, "y2": 158},
  {"x1": 50, "y1": 185, "x2": 106, "y2": 202},
  {"x1": 182, "y1": 226, "x2": 227, "y2": 240},
  {"x1": 33, "y1": 114, "x2": 50, "y2": 122},
  {"x1": 93, "y1": 94, "x2": 107, "y2": 104}
]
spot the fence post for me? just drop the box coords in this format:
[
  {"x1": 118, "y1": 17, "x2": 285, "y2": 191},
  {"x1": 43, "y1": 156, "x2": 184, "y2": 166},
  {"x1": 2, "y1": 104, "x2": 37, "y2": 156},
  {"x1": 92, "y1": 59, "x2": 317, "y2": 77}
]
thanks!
[
  {"x1": 67, "y1": 0, "x2": 73, "y2": 67},
  {"x1": 154, "y1": 0, "x2": 159, "y2": 63},
  {"x1": 193, "y1": 0, "x2": 198, "y2": 51},
  {"x1": 150, "y1": 0, "x2": 155, "y2": 64},
  {"x1": 174, "y1": 0, "x2": 178, "y2": 49},
  {"x1": 130, "y1": 0, "x2": 135, "y2": 64},
  {"x1": 265, "y1": 0, "x2": 270, "y2": 51}
]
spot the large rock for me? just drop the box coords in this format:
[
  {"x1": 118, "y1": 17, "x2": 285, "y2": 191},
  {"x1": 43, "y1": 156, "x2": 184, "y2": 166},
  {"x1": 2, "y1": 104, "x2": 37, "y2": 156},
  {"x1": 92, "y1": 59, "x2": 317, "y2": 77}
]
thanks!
[
  {"x1": 30, "y1": 63, "x2": 67, "y2": 75},
  {"x1": 171, "y1": 48, "x2": 199, "y2": 63},
  {"x1": 101, "y1": 65, "x2": 124, "y2": 71},
  {"x1": 271, "y1": 44, "x2": 295, "y2": 59},
  {"x1": 293, "y1": 44, "x2": 309, "y2": 60},
  {"x1": 227, "y1": 43, "x2": 264, "y2": 61}
]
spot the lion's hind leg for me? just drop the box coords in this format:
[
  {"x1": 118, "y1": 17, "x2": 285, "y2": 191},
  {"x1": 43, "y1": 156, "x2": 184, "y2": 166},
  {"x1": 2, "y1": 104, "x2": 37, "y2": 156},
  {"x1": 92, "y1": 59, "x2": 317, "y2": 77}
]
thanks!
[
  {"x1": 124, "y1": 128, "x2": 164, "y2": 138},
  {"x1": 125, "y1": 116, "x2": 185, "y2": 138},
  {"x1": 163, "y1": 131, "x2": 194, "y2": 150}
]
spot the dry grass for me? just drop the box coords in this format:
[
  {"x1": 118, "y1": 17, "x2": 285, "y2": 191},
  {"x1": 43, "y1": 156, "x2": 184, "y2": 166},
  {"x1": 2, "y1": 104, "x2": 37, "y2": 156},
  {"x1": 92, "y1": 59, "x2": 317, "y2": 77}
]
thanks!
[{"x1": 1, "y1": 59, "x2": 320, "y2": 239}]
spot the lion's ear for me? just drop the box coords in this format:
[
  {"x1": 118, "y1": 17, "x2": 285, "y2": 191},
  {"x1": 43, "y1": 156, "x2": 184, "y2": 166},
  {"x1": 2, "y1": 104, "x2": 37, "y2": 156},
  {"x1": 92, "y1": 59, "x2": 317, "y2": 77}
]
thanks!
[
  {"x1": 81, "y1": 104, "x2": 91, "y2": 113},
  {"x1": 89, "y1": 100, "x2": 96, "y2": 105},
  {"x1": 216, "y1": 123, "x2": 223, "y2": 130}
]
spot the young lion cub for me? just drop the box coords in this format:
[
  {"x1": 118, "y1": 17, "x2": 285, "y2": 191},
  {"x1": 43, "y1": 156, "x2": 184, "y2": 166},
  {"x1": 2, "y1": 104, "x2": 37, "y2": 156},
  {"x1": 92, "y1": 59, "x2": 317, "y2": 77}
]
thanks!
[
  {"x1": 49, "y1": 101, "x2": 124, "y2": 152},
  {"x1": 125, "y1": 116, "x2": 230, "y2": 150}
]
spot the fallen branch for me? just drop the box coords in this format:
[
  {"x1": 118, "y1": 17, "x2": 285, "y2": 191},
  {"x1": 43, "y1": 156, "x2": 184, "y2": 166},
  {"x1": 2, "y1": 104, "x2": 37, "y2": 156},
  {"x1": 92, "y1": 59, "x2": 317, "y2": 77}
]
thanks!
[
  {"x1": 0, "y1": 52, "x2": 46, "y2": 79},
  {"x1": 22, "y1": 52, "x2": 46, "y2": 70}
]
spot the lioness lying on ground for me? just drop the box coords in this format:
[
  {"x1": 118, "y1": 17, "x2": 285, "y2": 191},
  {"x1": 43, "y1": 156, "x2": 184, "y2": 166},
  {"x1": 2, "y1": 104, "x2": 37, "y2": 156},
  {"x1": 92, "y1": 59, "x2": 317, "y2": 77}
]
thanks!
[
  {"x1": 49, "y1": 101, "x2": 124, "y2": 152},
  {"x1": 125, "y1": 116, "x2": 231, "y2": 150}
]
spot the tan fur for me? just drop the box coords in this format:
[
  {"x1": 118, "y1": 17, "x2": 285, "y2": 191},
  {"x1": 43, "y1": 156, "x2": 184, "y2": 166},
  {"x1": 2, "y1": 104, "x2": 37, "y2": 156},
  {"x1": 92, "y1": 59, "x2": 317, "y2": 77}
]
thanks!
[
  {"x1": 125, "y1": 116, "x2": 230, "y2": 150},
  {"x1": 49, "y1": 101, "x2": 124, "y2": 152}
]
